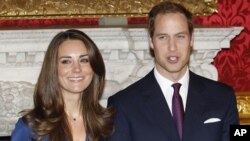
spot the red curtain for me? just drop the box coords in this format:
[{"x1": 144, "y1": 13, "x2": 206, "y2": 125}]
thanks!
[{"x1": 194, "y1": 0, "x2": 250, "y2": 92}]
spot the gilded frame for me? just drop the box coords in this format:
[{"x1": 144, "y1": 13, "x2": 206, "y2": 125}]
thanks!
[
  {"x1": 237, "y1": 92, "x2": 250, "y2": 125},
  {"x1": 0, "y1": 0, "x2": 218, "y2": 19}
]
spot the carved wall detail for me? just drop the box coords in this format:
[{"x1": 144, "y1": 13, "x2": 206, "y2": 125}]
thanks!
[{"x1": 0, "y1": 81, "x2": 34, "y2": 136}]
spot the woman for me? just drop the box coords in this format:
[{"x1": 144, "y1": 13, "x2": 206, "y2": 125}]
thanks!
[{"x1": 11, "y1": 29, "x2": 114, "y2": 141}]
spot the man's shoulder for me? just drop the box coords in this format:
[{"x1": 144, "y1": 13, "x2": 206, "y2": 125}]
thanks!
[
  {"x1": 110, "y1": 71, "x2": 154, "y2": 101},
  {"x1": 112, "y1": 77, "x2": 147, "y2": 99},
  {"x1": 191, "y1": 71, "x2": 233, "y2": 90},
  {"x1": 190, "y1": 71, "x2": 235, "y2": 100}
]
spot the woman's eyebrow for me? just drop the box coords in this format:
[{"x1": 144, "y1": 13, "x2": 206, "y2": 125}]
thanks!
[
  {"x1": 79, "y1": 54, "x2": 88, "y2": 58},
  {"x1": 59, "y1": 54, "x2": 88, "y2": 59}
]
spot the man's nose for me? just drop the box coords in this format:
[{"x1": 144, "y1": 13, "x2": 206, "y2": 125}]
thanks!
[{"x1": 168, "y1": 38, "x2": 177, "y2": 51}]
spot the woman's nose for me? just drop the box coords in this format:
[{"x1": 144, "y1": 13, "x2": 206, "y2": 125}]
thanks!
[{"x1": 72, "y1": 62, "x2": 81, "y2": 72}]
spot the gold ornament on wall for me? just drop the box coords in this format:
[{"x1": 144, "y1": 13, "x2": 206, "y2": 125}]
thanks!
[
  {"x1": 237, "y1": 92, "x2": 250, "y2": 125},
  {"x1": 0, "y1": 0, "x2": 218, "y2": 19}
]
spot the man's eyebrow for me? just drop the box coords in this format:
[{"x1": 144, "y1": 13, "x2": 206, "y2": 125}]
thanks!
[
  {"x1": 176, "y1": 31, "x2": 189, "y2": 35},
  {"x1": 155, "y1": 33, "x2": 168, "y2": 36}
]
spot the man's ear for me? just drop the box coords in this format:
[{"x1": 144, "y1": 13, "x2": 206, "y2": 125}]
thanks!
[
  {"x1": 149, "y1": 37, "x2": 155, "y2": 57},
  {"x1": 190, "y1": 35, "x2": 194, "y2": 47},
  {"x1": 149, "y1": 37, "x2": 154, "y2": 49}
]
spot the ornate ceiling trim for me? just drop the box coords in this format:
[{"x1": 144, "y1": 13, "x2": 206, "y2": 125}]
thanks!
[{"x1": 0, "y1": 0, "x2": 218, "y2": 19}]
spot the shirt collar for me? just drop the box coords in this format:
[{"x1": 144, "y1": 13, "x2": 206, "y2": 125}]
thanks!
[{"x1": 154, "y1": 67, "x2": 189, "y2": 91}]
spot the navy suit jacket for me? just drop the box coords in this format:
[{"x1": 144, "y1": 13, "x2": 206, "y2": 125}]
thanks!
[{"x1": 106, "y1": 70, "x2": 239, "y2": 141}]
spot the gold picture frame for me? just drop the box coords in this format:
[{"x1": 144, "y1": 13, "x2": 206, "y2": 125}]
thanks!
[
  {"x1": 0, "y1": 0, "x2": 218, "y2": 19},
  {"x1": 237, "y1": 92, "x2": 250, "y2": 125}
]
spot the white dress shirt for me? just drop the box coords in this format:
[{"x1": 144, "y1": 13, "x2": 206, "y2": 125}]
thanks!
[{"x1": 154, "y1": 67, "x2": 189, "y2": 114}]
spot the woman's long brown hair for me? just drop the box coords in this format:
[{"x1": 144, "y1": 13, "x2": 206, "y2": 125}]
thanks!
[{"x1": 22, "y1": 29, "x2": 114, "y2": 141}]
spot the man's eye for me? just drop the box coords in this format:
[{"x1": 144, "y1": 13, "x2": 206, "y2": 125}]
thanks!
[
  {"x1": 159, "y1": 36, "x2": 166, "y2": 40},
  {"x1": 177, "y1": 35, "x2": 185, "y2": 39}
]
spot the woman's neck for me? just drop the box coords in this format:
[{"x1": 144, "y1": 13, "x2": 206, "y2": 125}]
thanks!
[{"x1": 63, "y1": 93, "x2": 82, "y2": 121}]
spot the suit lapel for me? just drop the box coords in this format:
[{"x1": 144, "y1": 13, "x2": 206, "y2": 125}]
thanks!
[
  {"x1": 182, "y1": 72, "x2": 206, "y2": 141},
  {"x1": 142, "y1": 71, "x2": 180, "y2": 141}
]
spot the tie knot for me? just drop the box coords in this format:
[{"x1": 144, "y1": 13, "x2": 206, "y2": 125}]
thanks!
[{"x1": 172, "y1": 83, "x2": 181, "y2": 95}]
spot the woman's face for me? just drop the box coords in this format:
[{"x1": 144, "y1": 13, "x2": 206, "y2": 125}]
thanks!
[{"x1": 57, "y1": 39, "x2": 94, "y2": 95}]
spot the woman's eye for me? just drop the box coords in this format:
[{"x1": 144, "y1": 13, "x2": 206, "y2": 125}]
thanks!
[
  {"x1": 80, "y1": 58, "x2": 89, "y2": 63},
  {"x1": 61, "y1": 59, "x2": 71, "y2": 64}
]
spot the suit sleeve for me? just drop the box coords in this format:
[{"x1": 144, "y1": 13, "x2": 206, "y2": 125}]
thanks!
[
  {"x1": 222, "y1": 88, "x2": 239, "y2": 141},
  {"x1": 11, "y1": 118, "x2": 33, "y2": 141},
  {"x1": 106, "y1": 96, "x2": 132, "y2": 141}
]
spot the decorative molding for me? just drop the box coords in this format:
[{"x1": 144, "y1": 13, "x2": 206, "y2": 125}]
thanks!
[
  {"x1": 0, "y1": 0, "x2": 217, "y2": 19},
  {"x1": 0, "y1": 81, "x2": 34, "y2": 136}
]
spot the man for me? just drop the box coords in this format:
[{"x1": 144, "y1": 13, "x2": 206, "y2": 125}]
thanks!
[{"x1": 107, "y1": 1, "x2": 239, "y2": 141}]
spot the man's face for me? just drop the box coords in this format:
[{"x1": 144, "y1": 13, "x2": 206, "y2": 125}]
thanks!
[{"x1": 150, "y1": 12, "x2": 193, "y2": 81}]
